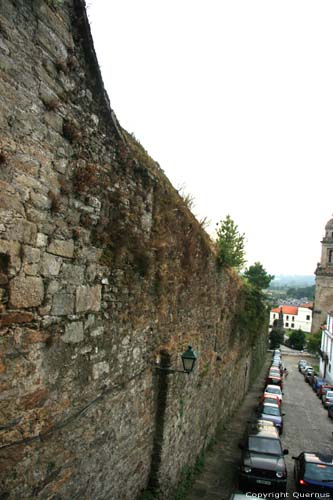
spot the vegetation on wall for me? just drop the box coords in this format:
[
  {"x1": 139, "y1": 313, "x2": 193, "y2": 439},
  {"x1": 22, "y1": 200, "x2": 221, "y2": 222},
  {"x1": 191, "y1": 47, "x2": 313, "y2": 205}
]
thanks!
[
  {"x1": 234, "y1": 281, "x2": 269, "y2": 346},
  {"x1": 216, "y1": 215, "x2": 246, "y2": 270}
]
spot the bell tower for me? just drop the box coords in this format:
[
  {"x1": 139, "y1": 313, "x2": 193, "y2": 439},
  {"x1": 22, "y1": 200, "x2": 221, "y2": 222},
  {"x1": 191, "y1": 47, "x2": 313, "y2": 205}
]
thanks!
[{"x1": 312, "y1": 216, "x2": 333, "y2": 333}]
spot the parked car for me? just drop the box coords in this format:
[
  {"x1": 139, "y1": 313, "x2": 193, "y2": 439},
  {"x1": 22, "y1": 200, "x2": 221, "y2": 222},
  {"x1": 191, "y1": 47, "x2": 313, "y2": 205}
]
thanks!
[
  {"x1": 327, "y1": 405, "x2": 333, "y2": 419},
  {"x1": 266, "y1": 375, "x2": 283, "y2": 389},
  {"x1": 258, "y1": 394, "x2": 281, "y2": 407},
  {"x1": 264, "y1": 385, "x2": 283, "y2": 402},
  {"x1": 312, "y1": 376, "x2": 325, "y2": 392},
  {"x1": 298, "y1": 360, "x2": 308, "y2": 372},
  {"x1": 323, "y1": 390, "x2": 333, "y2": 408},
  {"x1": 305, "y1": 370, "x2": 317, "y2": 385},
  {"x1": 301, "y1": 364, "x2": 312, "y2": 374},
  {"x1": 239, "y1": 420, "x2": 288, "y2": 492},
  {"x1": 318, "y1": 385, "x2": 333, "y2": 399},
  {"x1": 292, "y1": 452, "x2": 333, "y2": 494},
  {"x1": 257, "y1": 403, "x2": 285, "y2": 434}
]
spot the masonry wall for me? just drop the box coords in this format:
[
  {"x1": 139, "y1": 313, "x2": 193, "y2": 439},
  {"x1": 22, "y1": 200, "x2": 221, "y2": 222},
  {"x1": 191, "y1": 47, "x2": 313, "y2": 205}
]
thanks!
[
  {"x1": 312, "y1": 272, "x2": 333, "y2": 333},
  {"x1": 0, "y1": 1, "x2": 267, "y2": 499}
]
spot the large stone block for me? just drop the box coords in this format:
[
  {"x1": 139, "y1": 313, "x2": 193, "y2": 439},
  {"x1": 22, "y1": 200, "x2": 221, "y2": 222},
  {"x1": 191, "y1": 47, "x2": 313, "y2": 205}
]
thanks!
[
  {"x1": 0, "y1": 193, "x2": 25, "y2": 216},
  {"x1": 76, "y1": 285, "x2": 101, "y2": 313},
  {"x1": 2, "y1": 219, "x2": 37, "y2": 245},
  {"x1": 23, "y1": 246, "x2": 41, "y2": 264},
  {"x1": 40, "y1": 253, "x2": 62, "y2": 276},
  {"x1": 60, "y1": 263, "x2": 84, "y2": 284},
  {"x1": 51, "y1": 293, "x2": 74, "y2": 316},
  {"x1": 61, "y1": 322, "x2": 84, "y2": 344},
  {"x1": 47, "y1": 239, "x2": 74, "y2": 258},
  {"x1": 9, "y1": 276, "x2": 44, "y2": 308}
]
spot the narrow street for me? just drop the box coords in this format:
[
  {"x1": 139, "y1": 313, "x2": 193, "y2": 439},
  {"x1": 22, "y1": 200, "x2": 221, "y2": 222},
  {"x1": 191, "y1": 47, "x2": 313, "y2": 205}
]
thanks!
[{"x1": 186, "y1": 350, "x2": 333, "y2": 499}]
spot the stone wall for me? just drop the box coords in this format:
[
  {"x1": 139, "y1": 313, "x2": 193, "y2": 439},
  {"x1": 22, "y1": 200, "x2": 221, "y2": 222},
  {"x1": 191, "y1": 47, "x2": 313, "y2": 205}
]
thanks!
[
  {"x1": 0, "y1": 1, "x2": 268, "y2": 499},
  {"x1": 312, "y1": 272, "x2": 333, "y2": 333}
]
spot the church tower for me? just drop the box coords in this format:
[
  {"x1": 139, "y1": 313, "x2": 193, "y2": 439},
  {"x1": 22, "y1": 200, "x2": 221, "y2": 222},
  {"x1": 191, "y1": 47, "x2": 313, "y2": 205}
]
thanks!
[{"x1": 312, "y1": 216, "x2": 333, "y2": 333}]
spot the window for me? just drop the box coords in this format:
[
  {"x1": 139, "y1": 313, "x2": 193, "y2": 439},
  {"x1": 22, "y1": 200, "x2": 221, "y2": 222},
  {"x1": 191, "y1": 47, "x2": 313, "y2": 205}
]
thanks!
[
  {"x1": 306, "y1": 315, "x2": 310, "y2": 321},
  {"x1": 286, "y1": 315, "x2": 289, "y2": 320},
  {"x1": 291, "y1": 323, "x2": 294, "y2": 328},
  {"x1": 328, "y1": 249, "x2": 333, "y2": 264},
  {"x1": 292, "y1": 316, "x2": 295, "y2": 321},
  {"x1": 273, "y1": 314, "x2": 276, "y2": 319},
  {"x1": 285, "y1": 322, "x2": 289, "y2": 327}
]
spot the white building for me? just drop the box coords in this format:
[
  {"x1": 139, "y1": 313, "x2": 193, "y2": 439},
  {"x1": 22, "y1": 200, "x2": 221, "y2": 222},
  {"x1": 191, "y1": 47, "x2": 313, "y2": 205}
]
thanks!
[
  {"x1": 320, "y1": 312, "x2": 333, "y2": 383},
  {"x1": 269, "y1": 304, "x2": 313, "y2": 333}
]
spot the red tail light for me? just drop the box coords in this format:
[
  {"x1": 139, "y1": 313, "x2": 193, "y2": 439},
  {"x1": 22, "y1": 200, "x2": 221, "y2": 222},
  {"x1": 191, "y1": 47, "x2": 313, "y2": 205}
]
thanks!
[{"x1": 299, "y1": 479, "x2": 307, "y2": 485}]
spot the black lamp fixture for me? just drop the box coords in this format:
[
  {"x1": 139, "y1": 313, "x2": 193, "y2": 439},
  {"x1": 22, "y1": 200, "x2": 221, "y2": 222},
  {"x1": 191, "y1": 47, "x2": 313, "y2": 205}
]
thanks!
[
  {"x1": 155, "y1": 345, "x2": 197, "y2": 374},
  {"x1": 181, "y1": 345, "x2": 197, "y2": 373}
]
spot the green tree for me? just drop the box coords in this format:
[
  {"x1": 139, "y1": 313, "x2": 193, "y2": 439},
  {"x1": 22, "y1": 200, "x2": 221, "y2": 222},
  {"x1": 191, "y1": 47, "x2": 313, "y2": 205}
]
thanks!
[
  {"x1": 269, "y1": 329, "x2": 284, "y2": 349},
  {"x1": 244, "y1": 262, "x2": 274, "y2": 289},
  {"x1": 307, "y1": 331, "x2": 322, "y2": 354},
  {"x1": 216, "y1": 215, "x2": 246, "y2": 270},
  {"x1": 288, "y1": 329, "x2": 306, "y2": 351}
]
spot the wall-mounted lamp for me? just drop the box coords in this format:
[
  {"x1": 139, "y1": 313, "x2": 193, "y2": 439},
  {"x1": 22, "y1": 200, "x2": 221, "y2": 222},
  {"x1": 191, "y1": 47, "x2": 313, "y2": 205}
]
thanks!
[{"x1": 155, "y1": 345, "x2": 197, "y2": 374}]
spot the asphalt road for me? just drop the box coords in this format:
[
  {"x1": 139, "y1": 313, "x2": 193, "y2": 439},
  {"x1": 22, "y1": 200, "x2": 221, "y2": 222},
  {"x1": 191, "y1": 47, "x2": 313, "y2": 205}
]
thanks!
[
  {"x1": 282, "y1": 354, "x2": 333, "y2": 493},
  {"x1": 186, "y1": 351, "x2": 333, "y2": 500}
]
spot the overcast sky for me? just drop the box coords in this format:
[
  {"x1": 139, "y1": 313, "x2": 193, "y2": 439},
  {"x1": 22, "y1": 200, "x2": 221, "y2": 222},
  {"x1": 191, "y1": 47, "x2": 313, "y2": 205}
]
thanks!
[{"x1": 87, "y1": 1, "x2": 333, "y2": 276}]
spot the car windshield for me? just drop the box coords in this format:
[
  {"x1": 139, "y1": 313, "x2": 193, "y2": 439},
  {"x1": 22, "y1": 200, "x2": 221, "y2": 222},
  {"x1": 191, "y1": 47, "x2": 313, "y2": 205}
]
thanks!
[
  {"x1": 264, "y1": 398, "x2": 279, "y2": 405},
  {"x1": 261, "y1": 406, "x2": 281, "y2": 416},
  {"x1": 305, "y1": 463, "x2": 333, "y2": 482},
  {"x1": 248, "y1": 437, "x2": 282, "y2": 455},
  {"x1": 266, "y1": 387, "x2": 281, "y2": 395},
  {"x1": 326, "y1": 391, "x2": 333, "y2": 397}
]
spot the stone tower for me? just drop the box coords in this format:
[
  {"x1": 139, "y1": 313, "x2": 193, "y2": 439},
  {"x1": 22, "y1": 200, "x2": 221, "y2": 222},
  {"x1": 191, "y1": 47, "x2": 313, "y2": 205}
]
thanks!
[{"x1": 312, "y1": 216, "x2": 333, "y2": 333}]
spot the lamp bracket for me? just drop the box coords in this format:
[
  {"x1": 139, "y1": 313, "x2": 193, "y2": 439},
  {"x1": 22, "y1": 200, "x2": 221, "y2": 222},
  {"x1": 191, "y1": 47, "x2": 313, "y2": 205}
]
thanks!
[{"x1": 155, "y1": 365, "x2": 190, "y2": 375}]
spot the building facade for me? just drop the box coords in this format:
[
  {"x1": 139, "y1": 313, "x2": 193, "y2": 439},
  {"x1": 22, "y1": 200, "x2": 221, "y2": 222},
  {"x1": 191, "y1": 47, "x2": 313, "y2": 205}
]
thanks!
[
  {"x1": 320, "y1": 312, "x2": 333, "y2": 383},
  {"x1": 270, "y1": 304, "x2": 312, "y2": 333},
  {"x1": 312, "y1": 217, "x2": 333, "y2": 333}
]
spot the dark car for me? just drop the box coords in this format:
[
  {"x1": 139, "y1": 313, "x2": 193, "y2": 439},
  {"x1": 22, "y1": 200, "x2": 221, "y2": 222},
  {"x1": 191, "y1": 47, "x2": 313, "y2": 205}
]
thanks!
[
  {"x1": 292, "y1": 452, "x2": 333, "y2": 495},
  {"x1": 327, "y1": 405, "x2": 333, "y2": 419},
  {"x1": 305, "y1": 370, "x2": 317, "y2": 385},
  {"x1": 257, "y1": 403, "x2": 284, "y2": 434},
  {"x1": 239, "y1": 421, "x2": 288, "y2": 493},
  {"x1": 312, "y1": 376, "x2": 326, "y2": 392}
]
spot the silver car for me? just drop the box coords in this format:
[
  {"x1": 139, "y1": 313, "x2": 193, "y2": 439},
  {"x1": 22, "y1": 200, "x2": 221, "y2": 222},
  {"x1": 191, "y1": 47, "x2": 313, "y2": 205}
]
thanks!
[{"x1": 323, "y1": 390, "x2": 333, "y2": 408}]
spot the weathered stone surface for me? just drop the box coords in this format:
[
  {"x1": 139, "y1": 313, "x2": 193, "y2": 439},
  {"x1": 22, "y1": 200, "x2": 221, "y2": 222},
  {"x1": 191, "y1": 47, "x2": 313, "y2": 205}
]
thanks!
[
  {"x1": 36, "y1": 233, "x2": 48, "y2": 247},
  {"x1": 9, "y1": 276, "x2": 44, "y2": 308},
  {"x1": 0, "y1": 193, "x2": 25, "y2": 216},
  {"x1": 90, "y1": 326, "x2": 104, "y2": 337},
  {"x1": 60, "y1": 263, "x2": 84, "y2": 284},
  {"x1": 40, "y1": 253, "x2": 62, "y2": 276},
  {"x1": 23, "y1": 246, "x2": 41, "y2": 264},
  {"x1": 92, "y1": 361, "x2": 109, "y2": 380},
  {"x1": 44, "y1": 111, "x2": 63, "y2": 133},
  {"x1": 30, "y1": 191, "x2": 51, "y2": 210},
  {"x1": 0, "y1": 311, "x2": 34, "y2": 327},
  {"x1": 47, "y1": 239, "x2": 74, "y2": 258},
  {"x1": 10, "y1": 154, "x2": 40, "y2": 176},
  {"x1": 76, "y1": 285, "x2": 101, "y2": 313},
  {"x1": 61, "y1": 322, "x2": 84, "y2": 343},
  {"x1": 2, "y1": 219, "x2": 37, "y2": 244},
  {"x1": 51, "y1": 293, "x2": 74, "y2": 316}
]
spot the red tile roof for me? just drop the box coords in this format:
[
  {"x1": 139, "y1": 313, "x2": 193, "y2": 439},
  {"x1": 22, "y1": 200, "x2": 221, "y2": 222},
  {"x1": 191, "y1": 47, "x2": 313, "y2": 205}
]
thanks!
[{"x1": 271, "y1": 305, "x2": 298, "y2": 315}]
